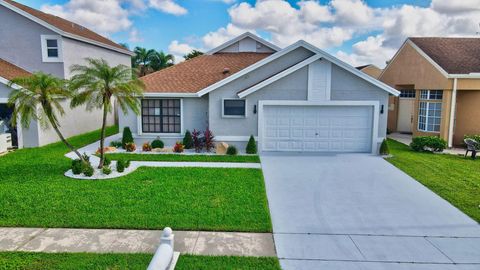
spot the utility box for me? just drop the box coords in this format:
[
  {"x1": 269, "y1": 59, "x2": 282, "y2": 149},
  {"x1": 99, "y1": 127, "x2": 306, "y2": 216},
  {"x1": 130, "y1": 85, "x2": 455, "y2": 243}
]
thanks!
[{"x1": 0, "y1": 133, "x2": 12, "y2": 154}]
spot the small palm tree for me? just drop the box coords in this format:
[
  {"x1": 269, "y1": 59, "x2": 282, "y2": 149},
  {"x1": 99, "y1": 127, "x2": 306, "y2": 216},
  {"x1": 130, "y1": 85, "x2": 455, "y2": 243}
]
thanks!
[
  {"x1": 151, "y1": 51, "x2": 174, "y2": 71},
  {"x1": 132, "y1": 47, "x2": 156, "y2": 76},
  {"x1": 7, "y1": 72, "x2": 85, "y2": 160},
  {"x1": 69, "y1": 58, "x2": 144, "y2": 168},
  {"x1": 184, "y1": 50, "x2": 204, "y2": 60}
]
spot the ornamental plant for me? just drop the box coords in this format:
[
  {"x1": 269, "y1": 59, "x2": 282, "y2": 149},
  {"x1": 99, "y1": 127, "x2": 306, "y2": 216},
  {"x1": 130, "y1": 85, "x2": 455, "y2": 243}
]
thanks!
[
  {"x1": 102, "y1": 165, "x2": 112, "y2": 175},
  {"x1": 379, "y1": 139, "x2": 390, "y2": 155},
  {"x1": 246, "y1": 135, "x2": 257, "y2": 154},
  {"x1": 173, "y1": 141, "x2": 184, "y2": 153},
  {"x1": 71, "y1": 159, "x2": 84, "y2": 175},
  {"x1": 183, "y1": 130, "x2": 194, "y2": 149},
  {"x1": 142, "y1": 142, "x2": 152, "y2": 152},
  {"x1": 109, "y1": 140, "x2": 122, "y2": 148},
  {"x1": 204, "y1": 128, "x2": 215, "y2": 152},
  {"x1": 122, "y1": 127, "x2": 134, "y2": 149},
  {"x1": 151, "y1": 137, "x2": 164, "y2": 149},
  {"x1": 125, "y1": 142, "x2": 136, "y2": 152},
  {"x1": 410, "y1": 136, "x2": 447, "y2": 152},
  {"x1": 83, "y1": 163, "x2": 94, "y2": 177},
  {"x1": 226, "y1": 145, "x2": 238, "y2": 156},
  {"x1": 192, "y1": 129, "x2": 203, "y2": 153},
  {"x1": 117, "y1": 159, "x2": 126, "y2": 173}
]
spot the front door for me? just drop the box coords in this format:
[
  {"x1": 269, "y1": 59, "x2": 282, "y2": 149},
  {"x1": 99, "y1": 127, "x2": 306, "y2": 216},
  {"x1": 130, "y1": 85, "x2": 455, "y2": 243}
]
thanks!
[{"x1": 397, "y1": 90, "x2": 415, "y2": 133}]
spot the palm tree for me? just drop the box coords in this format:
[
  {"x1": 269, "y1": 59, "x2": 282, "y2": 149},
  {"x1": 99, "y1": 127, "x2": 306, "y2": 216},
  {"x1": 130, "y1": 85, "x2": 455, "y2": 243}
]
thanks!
[
  {"x1": 132, "y1": 47, "x2": 156, "y2": 76},
  {"x1": 69, "y1": 58, "x2": 144, "y2": 168},
  {"x1": 150, "y1": 51, "x2": 174, "y2": 71},
  {"x1": 184, "y1": 50, "x2": 204, "y2": 60},
  {"x1": 7, "y1": 72, "x2": 85, "y2": 160}
]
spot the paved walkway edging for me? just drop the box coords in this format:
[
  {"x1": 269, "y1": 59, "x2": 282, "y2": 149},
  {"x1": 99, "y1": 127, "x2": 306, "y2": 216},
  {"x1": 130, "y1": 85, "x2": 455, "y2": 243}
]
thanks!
[{"x1": 0, "y1": 227, "x2": 276, "y2": 257}]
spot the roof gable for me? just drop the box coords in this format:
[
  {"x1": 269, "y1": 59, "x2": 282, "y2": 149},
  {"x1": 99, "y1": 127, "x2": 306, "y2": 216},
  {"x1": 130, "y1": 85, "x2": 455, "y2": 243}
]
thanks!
[
  {"x1": 409, "y1": 37, "x2": 480, "y2": 75},
  {"x1": 207, "y1": 32, "x2": 280, "y2": 55},
  {"x1": 1, "y1": 0, "x2": 132, "y2": 56}
]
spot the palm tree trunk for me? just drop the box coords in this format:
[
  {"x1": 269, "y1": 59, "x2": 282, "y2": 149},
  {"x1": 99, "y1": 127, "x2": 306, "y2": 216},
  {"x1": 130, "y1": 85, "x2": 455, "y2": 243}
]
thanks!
[
  {"x1": 44, "y1": 109, "x2": 84, "y2": 161},
  {"x1": 98, "y1": 96, "x2": 109, "y2": 169}
]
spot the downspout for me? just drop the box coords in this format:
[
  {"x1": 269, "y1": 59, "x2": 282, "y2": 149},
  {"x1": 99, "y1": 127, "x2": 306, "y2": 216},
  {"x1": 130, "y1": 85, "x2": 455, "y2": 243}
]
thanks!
[{"x1": 448, "y1": 78, "x2": 457, "y2": 148}]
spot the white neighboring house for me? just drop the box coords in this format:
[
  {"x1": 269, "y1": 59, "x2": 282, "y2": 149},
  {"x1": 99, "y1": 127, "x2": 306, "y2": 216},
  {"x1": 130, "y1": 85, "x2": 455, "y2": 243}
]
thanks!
[
  {"x1": 0, "y1": 0, "x2": 133, "y2": 148},
  {"x1": 120, "y1": 32, "x2": 400, "y2": 154}
]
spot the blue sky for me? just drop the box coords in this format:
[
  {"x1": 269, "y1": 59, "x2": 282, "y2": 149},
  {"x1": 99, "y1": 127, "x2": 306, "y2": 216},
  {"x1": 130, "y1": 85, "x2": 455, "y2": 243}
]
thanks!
[{"x1": 20, "y1": 0, "x2": 479, "y2": 67}]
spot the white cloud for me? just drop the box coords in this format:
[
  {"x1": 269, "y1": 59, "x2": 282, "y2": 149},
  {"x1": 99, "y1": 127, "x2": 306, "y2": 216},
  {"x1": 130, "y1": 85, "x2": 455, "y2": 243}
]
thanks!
[
  {"x1": 431, "y1": 0, "x2": 480, "y2": 14},
  {"x1": 148, "y1": 0, "x2": 187, "y2": 15},
  {"x1": 168, "y1": 40, "x2": 201, "y2": 62},
  {"x1": 129, "y1": 28, "x2": 143, "y2": 42}
]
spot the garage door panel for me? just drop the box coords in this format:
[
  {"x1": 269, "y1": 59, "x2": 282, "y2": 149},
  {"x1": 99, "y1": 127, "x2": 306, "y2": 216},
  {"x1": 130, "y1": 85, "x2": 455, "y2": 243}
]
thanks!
[{"x1": 262, "y1": 105, "x2": 373, "y2": 153}]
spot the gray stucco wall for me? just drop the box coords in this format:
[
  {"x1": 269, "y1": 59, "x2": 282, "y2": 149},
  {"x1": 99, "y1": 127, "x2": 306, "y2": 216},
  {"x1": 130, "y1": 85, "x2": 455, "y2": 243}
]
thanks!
[
  {"x1": 0, "y1": 6, "x2": 64, "y2": 77},
  {"x1": 208, "y1": 47, "x2": 314, "y2": 136},
  {"x1": 330, "y1": 64, "x2": 389, "y2": 139}
]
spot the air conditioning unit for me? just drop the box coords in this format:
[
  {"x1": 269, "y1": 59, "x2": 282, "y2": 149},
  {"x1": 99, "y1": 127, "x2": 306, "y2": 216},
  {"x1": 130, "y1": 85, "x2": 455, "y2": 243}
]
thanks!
[{"x1": 0, "y1": 133, "x2": 12, "y2": 154}]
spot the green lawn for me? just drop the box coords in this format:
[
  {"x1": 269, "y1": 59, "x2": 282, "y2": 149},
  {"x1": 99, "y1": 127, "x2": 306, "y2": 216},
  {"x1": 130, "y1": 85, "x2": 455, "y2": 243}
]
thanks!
[
  {"x1": 0, "y1": 252, "x2": 281, "y2": 270},
  {"x1": 387, "y1": 139, "x2": 480, "y2": 222},
  {"x1": 105, "y1": 153, "x2": 260, "y2": 163},
  {"x1": 0, "y1": 127, "x2": 271, "y2": 232}
]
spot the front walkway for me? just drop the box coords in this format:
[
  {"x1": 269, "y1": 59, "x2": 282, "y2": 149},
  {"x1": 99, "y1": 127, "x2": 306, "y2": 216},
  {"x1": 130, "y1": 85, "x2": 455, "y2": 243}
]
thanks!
[
  {"x1": 0, "y1": 227, "x2": 275, "y2": 257},
  {"x1": 261, "y1": 153, "x2": 480, "y2": 270}
]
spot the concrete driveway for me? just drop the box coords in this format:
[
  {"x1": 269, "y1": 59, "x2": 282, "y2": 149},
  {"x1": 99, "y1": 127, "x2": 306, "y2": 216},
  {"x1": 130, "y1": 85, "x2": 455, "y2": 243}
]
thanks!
[{"x1": 261, "y1": 153, "x2": 480, "y2": 270}]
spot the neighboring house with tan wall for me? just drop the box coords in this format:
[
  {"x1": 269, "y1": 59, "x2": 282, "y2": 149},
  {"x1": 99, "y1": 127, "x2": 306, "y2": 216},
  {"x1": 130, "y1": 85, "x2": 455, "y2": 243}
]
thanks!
[
  {"x1": 380, "y1": 37, "x2": 480, "y2": 147},
  {"x1": 0, "y1": 0, "x2": 133, "y2": 148},
  {"x1": 356, "y1": 64, "x2": 382, "y2": 79}
]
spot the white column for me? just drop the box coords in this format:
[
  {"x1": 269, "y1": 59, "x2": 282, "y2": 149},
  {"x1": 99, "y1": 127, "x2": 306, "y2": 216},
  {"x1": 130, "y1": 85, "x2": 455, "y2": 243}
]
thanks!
[{"x1": 448, "y1": 78, "x2": 458, "y2": 148}]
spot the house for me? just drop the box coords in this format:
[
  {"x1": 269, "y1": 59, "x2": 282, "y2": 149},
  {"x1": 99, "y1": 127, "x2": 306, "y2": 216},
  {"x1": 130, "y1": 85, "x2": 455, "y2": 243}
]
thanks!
[
  {"x1": 0, "y1": 0, "x2": 133, "y2": 148},
  {"x1": 120, "y1": 32, "x2": 399, "y2": 154},
  {"x1": 380, "y1": 37, "x2": 480, "y2": 147},
  {"x1": 356, "y1": 64, "x2": 382, "y2": 79}
]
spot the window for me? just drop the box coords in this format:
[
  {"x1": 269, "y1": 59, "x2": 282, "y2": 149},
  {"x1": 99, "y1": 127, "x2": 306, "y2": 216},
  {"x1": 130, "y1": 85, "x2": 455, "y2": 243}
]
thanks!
[
  {"x1": 41, "y1": 35, "x2": 62, "y2": 62},
  {"x1": 141, "y1": 99, "x2": 181, "y2": 133},
  {"x1": 418, "y1": 102, "x2": 442, "y2": 132},
  {"x1": 399, "y1": 90, "x2": 415, "y2": 98},
  {"x1": 223, "y1": 99, "x2": 246, "y2": 117},
  {"x1": 420, "y1": 90, "x2": 443, "y2": 100}
]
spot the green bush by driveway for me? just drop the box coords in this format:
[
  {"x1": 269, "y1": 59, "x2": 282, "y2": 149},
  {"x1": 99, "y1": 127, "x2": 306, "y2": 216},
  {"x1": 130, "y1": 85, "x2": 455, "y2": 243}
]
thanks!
[
  {"x1": 387, "y1": 139, "x2": 480, "y2": 222},
  {"x1": 0, "y1": 126, "x2": 271, "y2": 232}
]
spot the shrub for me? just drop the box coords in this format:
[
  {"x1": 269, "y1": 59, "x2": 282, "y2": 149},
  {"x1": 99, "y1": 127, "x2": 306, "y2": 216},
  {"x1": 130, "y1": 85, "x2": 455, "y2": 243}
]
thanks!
[
  {"x1": 125, "y1": 142, "x2": 136, "y2": 152},
  {"x1": 183, "y1": 130, "x2": 194, "y2": 149},
  {"x1": 122, "y1": 127, "x2": 134, "y2": 148},
  {"x1": 151, "y1": 137, "x2": 164, "y2": 149},
  {"x1": 173, "y1": 141, "x2": 184, "y2": 153},
  {"x1": 204, "y1": 128, "x2": 215, "y2": 152},
  {"x1": 83, "y1": 163, "x2": 94, "y2": 177},
  {"x1": 410, "y1": 136, "x2": 447, "y2": 152},
  {"x1": 125, "y1": 160, "x2": 131, "y2": 168},
  {"x1": 226, "y1": 145, "x2": 238, "y2": 156},
  {"x1": 117, "y1": 159, "x2": 126, "y2": 173},
  {"x1": 102, "y1": 165, "x2": 112, "y2": 175},
  {"x1": 82, "y1": 152, "x2": 90, "y2": 162},
  {"x1": 71, "y1": 159, "x2": 84, "y2": 175},
  {"x1": 109, "y1": 140, "x2": 122, "y2": 148},
  {"x1": 464, "y1": 135, "x2": 480, "y2": 150},
  {"x1": 246, "y1": 135, "x2": 257, "y2": 154},
  {"x1": 142, "y1": 142, "x2": 152, "y2": 152},
  {"x1": 103, "y1": 156, "x2": 111, "y2": 166},
  {"x1": 379, "y1": 139, "x2": 390, "y2": 155},
  {"x1": 192, "y1": 129, "x2": 203, "y2": 153}
]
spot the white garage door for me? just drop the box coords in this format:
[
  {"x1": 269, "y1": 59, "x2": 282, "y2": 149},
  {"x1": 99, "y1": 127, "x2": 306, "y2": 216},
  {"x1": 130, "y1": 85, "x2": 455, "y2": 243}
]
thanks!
[{"x1": 262, "y1": 105, "x2": 373, "y2": 152}]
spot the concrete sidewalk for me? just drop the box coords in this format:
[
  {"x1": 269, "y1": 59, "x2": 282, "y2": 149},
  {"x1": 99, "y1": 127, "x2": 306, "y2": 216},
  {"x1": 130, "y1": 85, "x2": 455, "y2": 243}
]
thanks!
[{"x1": 0, "y1": 227, "x2": 276, "y2": 257}]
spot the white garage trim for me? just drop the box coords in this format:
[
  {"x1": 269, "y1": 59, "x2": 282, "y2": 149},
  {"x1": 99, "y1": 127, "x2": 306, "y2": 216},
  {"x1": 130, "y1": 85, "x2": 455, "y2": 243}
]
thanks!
[{"x1": 258, "y1": 100, "x2": 380, "y2": 154}]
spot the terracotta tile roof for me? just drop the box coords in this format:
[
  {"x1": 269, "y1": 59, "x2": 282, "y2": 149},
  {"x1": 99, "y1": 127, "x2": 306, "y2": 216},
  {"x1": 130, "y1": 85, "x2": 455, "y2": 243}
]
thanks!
[
  {"x1": 409, "y1": 37, "x2": 480, "y2": 74},
  {"x1": 141, "y1": 53, "x2": 272, "y2": 93},
  {"x1": 3, "y1": 0, "x2": 130, "y2": 54},
  {"x1": 0, "y1": 58, "x2": 31, "y2": 81}
]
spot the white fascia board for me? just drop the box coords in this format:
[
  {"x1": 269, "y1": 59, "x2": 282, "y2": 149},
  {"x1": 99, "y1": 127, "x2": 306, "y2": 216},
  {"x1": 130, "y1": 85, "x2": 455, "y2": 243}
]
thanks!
[
  {"x1": 197, "y1": 40, "x2": 310, "y2": 97},
  {"x1": 449, "y1": 74, "x2": 480, "y2": 79},
  {"x1": 1, "y1": 1, "x2": 133, "y2": 56},
  {"x1": 0, "y1": 76, "x2": 21, "y2": 90},
  {"x1": 206, "y1": 32, "x2": 281, "y2": 55},
  {"x1": 238, "y1": 54, "x2": 322, "y2": 98},
  {"x1": 143, "y1": 92, "x2": 199, "y2": 98}
]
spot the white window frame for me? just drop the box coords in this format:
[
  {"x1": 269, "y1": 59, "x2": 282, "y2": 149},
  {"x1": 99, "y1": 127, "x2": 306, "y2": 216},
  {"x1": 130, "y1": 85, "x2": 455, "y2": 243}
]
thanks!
[
  {"x1": 222, "y1": 98, "x2": 247, "y2": 118},
  {"x1": 420, "y1": 90, "x2": 443, "y2": 100},
  {"x1": 399, "y1": 89, "x2": 416, "y2": 99},
  {"x1": 41, "y1": 35, "x2": 63, "y2": 63},
  {"x1": 418, "y1": 101, "x2": 442, "y2": 133},
  {"x1": 136, "y1": 98, "x2": 184, "y2": 136}
]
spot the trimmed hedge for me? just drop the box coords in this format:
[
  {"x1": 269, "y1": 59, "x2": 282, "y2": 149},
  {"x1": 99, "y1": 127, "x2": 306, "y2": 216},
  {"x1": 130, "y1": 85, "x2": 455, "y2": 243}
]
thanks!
[
  {"x1": 122, "y1": 127, "x2": 134, "y2": 148},
  {"x1": 379, "y1": 139, "x2": 390, "y2": 155},
  {"x1": 226, "y1": 145, "x2": 238, "y2": 156},
  {"x1": 410, "y1": 136, "x2": 447, "y2": 152},
  {"x1": 246, "y1": 135, "x2": 257, "y2": 154}
]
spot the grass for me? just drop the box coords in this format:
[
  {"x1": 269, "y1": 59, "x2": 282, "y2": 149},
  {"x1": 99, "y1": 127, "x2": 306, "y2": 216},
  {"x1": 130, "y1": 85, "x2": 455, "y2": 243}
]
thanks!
[
  {"x1": 387, "y1": 139, "x2": 480, "y2": 222},
  {"x1": 105, "y1": 153, "x2": 260, "y2": 163},
  {"x1": 0, "y1": 253, "x2": 281, "y2": 270},
  {"x1": 0, "y1": 126, "x2": 271, "y2": 232}
]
